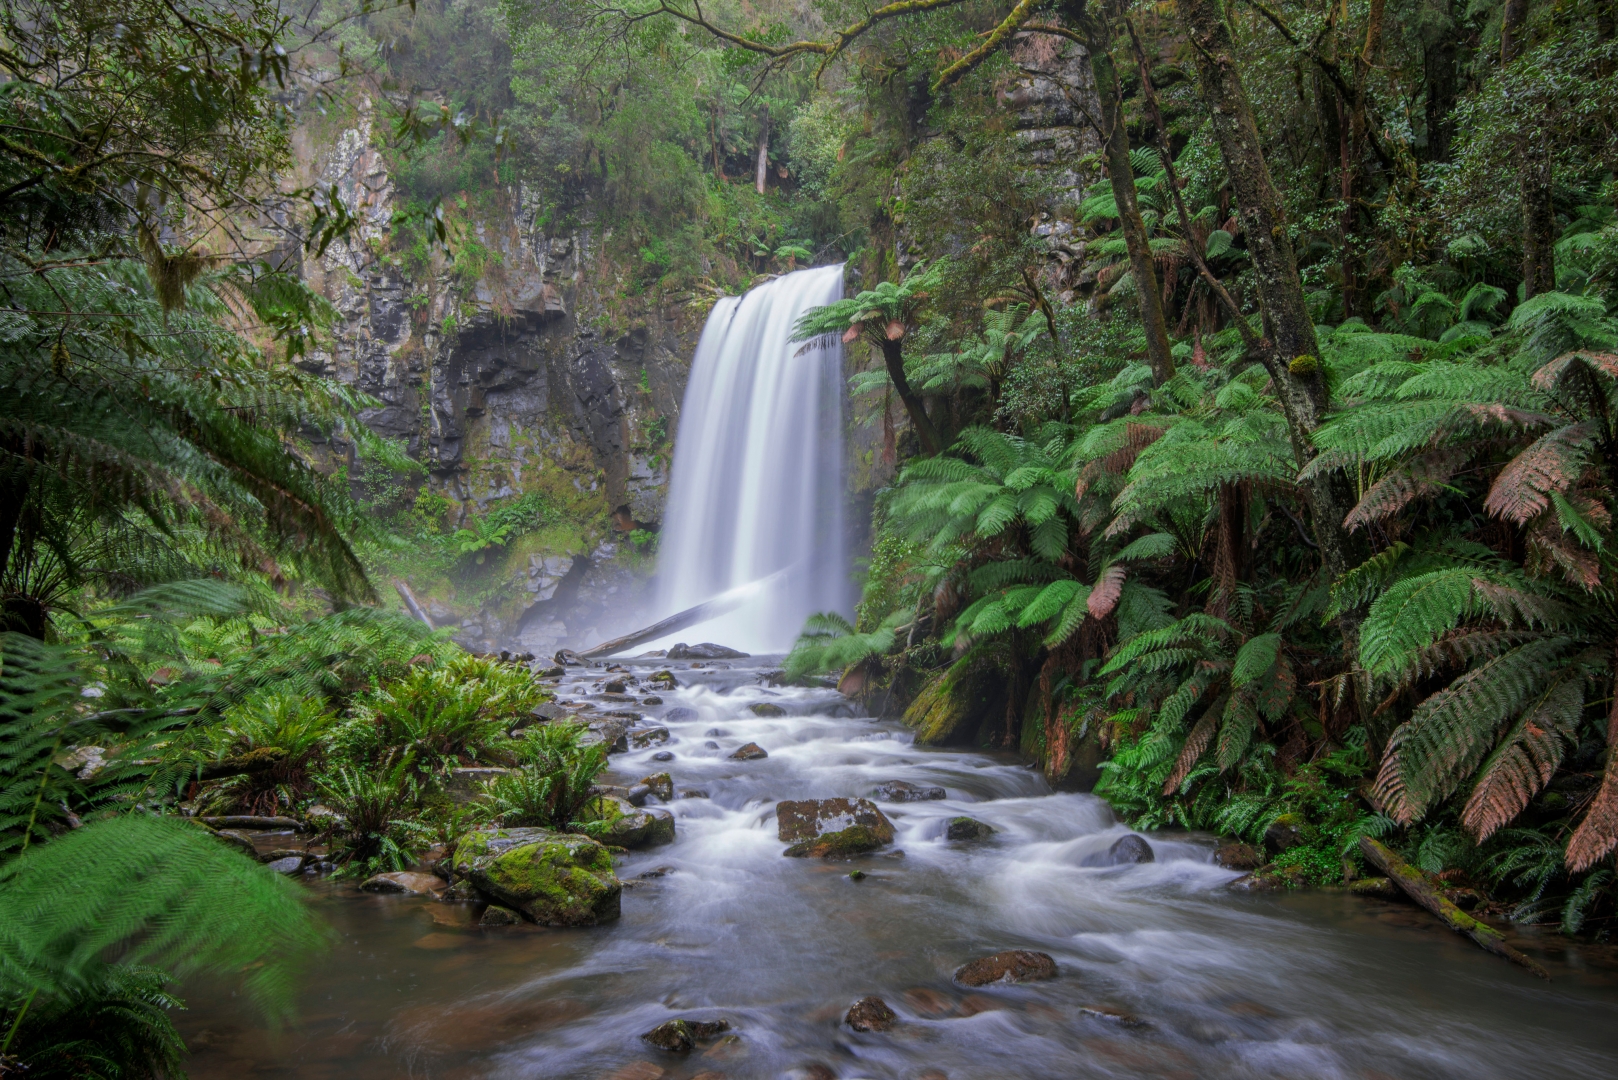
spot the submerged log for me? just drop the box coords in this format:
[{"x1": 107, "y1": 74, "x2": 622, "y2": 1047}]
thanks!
[
  {"x1": 1358, "y1": 837, "x2": 1549, "y2": 979},
  {"x1": 196, "y1": 746, "x2": 287, "y2": 782},
  {"x1": 199, "y1": 815, "x2": 306, "y2": 832}
]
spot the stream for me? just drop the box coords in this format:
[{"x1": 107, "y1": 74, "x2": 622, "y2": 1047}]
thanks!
[{"x1": 181, "y1": 657, "x2": 1618, "y2": 1079}]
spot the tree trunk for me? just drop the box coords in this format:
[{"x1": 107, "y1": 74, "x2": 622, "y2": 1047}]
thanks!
[
  {"x1": 880, "y1": 338, "x2": 943, "y2": 455},
  {"x1": 1422, "y1": 0, "x2": 1460, "y2": 162},
  {"x1": 1084, "y1": 25, "x2": 1175, "y2": 386},
  {"x1": 1173, "y1": 0, "x2": 1368, "y2": 723},
  {"x1": 1501, "y1": 0, "x2": 1556, "y2": 297},
  {"x1": 755, "y1": 106, "x2": 770, "y2": 195}
]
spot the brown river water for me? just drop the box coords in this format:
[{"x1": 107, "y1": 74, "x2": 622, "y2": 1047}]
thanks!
[{"x1": 178, "y1": 658, "x2": 1618, "y2": 1079}]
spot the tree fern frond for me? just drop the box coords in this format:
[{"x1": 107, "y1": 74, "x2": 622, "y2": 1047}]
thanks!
[
  {"x1": 1484, "y1": 420, "x2": 1599, "y2": 524},
  {"x1": 1461, "y1": 675, "x2": 1583, "y2": 841},
  {"x1": 1373, "y1": 637, "x2": 1572, "y2": 822}
]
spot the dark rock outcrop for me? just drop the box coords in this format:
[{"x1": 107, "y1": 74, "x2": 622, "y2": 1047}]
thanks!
[
  {"x1": 872, "y1": 780, "x2": 947, "y2": 802},
  {"x1": 844, "y1": 996, "x2": 897, "y2": 1032}
]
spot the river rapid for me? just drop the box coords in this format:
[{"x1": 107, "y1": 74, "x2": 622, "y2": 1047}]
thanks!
[{"x1": 181, "y1": 657, "x2": 1618, "y2": 1079}]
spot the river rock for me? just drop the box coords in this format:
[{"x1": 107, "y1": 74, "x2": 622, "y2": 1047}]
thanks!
[
  {"x1": 531, "y1": 701, "x2": 572, "y2": 722},
  {"x1": 668, "y1": 642, "x2": 750, "y2": 660},
  {"x1": 266, "y1": 856, "x2": 304, "y2": 875},
  {"x1": 872, "y1": 780, "x2": 947, "y2": 802},
  {"x1": 480, "y1": 904, "x2": 523, "y2": 926},
  {"x1": 1079, "y1": 1004, "x2": 1146, "y2": 1027},
  {"x1": 946, "y1": 817, "x2": 996, "y2": 842},
  {"x1": 554, "y1": 649, "x2": 588, "y2": 666},
  {"x1": 452, "y1": 827, "x2": 620, "y2": 925},
  {"x1": 602, "y1": 802, "x2": 677, "y2": 849},
  {"x1": 642, "y1": 695, "x2": 663, "y2": 705},
  {"x1": 845, "y1": 995, "x2": 897, "y2": 1032},
  {"x1": 1263, "y1": 815, "x2": 1309, "y2": 854},
  {"x1": 783, "y1": 825, "x2": 887, "y2": 859},
  {"x1": 651, "y1": 750, "x2": 674, "y2": 762},
  {"x1": 730, "y1": 742, "x2": 768, "y2": 760},
  {"x1": 1081, "y1": 834, "x2": 1155, "y2": 866},
  {"x1": 211, "y1": 828, "x2": 260, "y2": 856},
  {"x1": 441, "y1": 879, "x2": 486, "y2": 902},
  {"x1": 641, "y1": 772, "x2": 674, "y2": 800},
  {"x1": 603, "y1": 679, "x2": 628, "y2": 693},
  {"x1": 641, "y1": 1018, "x2": 731, "y2": 1052},
  {"x1": 360, "y1": 871, "x2": 444, "y2": 896},
  {"x1": 953, "y1": 950, "x2": 1058, "y2": 987},
  {"x1": 631, "y1": 726, "x2": 670, "y2": 748},
  {"x1": 648, "y1": 670, "x2": 679, "y2": 689},
  {"x1": 748, "y1": 702, "x2": 786, "y2": 717},
  {"x1": 581, "y1": 718, "x2": 630, "y2": 753},
  {"x1": 664, "y1": 707, "x2": 698, "y2": 724},
  {"x1": 776, "y1": 798, "x2": 895, "y2": 843},
  {"x1": 1213, "y1": 841, "x2": 1263, "y2": 870}
]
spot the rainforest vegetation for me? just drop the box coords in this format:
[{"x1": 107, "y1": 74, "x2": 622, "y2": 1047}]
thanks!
[{"x1": 1, "y1": 0, "x2": 1617, "y2": 1073}]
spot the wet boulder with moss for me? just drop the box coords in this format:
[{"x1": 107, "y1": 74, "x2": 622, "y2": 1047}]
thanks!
[{"x1": 452, "y1": 827, "x2": 621, "y2": 925}]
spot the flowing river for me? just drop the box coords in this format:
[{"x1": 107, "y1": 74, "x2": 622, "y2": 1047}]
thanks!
[{"x1": 181, "y1": 656, "x2": 1618, "y2": 1080}]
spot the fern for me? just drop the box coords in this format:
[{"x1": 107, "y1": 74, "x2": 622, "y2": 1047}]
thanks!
[{"x1": 0, "y1": 814, "x2": 323, "y2": 1014}]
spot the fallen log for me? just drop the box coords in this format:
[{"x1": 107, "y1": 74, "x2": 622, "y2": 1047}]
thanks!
[
  {"x1": 1359, "y1": 837, "x2": 1549, "y2": 979},
  {"x1": 395, "y1": 580, "x2": 434, "y2": 629},
  {"x1": 196, "y1": 746, "x2": 287, "y2": 782},
  {"x1": 199, "y1": 815, "x2": 306, "y2": 832},
  {"x1": 581, "y1": 567, "x2": 792, "y2": 658}
]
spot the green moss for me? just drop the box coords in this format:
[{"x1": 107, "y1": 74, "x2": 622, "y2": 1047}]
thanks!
[{"x1": 783, "y1": 824, "x2": 885, "y2": 859}]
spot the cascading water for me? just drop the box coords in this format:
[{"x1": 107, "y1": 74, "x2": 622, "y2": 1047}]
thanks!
[{"x1": 653, "y1": 263, "x2": 849, "y2": 650}]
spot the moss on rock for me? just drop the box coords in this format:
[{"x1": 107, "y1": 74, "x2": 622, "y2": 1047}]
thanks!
[
  {"x1": 453, "y1": 827, "x2": 621, "y2": 925},
  {"x1": 783, "y1": 824, "x2": 885, "y2": 859}
]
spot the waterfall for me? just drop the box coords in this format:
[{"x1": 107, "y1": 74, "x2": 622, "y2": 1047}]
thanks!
[{"x1": 654, "y1": 264, "x2": 849, "y2": 651}]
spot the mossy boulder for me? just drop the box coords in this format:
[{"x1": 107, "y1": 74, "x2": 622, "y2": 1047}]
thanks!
[
  {"x1": 783, "y1": 824, "x2": 886, "y2": 859},
  {"x1": 946, "y1": 817, "x2": 995, "y2": 842},
  {"x1": 776, "y1": 798, "x2": 894, "y2": 843},
  {"x1": 452, "y1": 827, "x2": 621, "y2": 925},
  {"x1": 901, "y1": 659, "x2": 1004, "y2": 746},
  {"x1": 640, "y1": 772, "x2": 674, "y2": 801}
]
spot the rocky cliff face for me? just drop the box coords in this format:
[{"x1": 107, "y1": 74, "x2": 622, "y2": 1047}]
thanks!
[{"x1": 288, "y1": 101, "x2": 699, "y2": 655}]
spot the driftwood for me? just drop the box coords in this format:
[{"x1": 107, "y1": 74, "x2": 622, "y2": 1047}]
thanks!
[
  {"x1": 394, "y1": 580, "x2": 434, "y2": 629},
  {"x1": 581, "y1": 568, "x2": 791, "y2": 658},
  {"x1": 1359, "y1": 837, "x2": 1550, "y2": 979}
]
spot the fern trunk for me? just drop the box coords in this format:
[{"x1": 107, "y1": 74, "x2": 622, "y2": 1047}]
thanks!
[{"x1": 879, "y1": 338, "x2": 943, "y2": 455}]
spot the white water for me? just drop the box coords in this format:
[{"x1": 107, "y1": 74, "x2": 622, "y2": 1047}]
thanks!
[{"x1": 653, "y1": 264, "x2": 850, "y2": 650}]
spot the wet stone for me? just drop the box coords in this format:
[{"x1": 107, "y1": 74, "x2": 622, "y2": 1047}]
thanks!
[
  {"x1": 631, "y1": 726, "x2": 670, "y2": 748},
  {"x1": 640, "y1": 772, "x2": 674, "y2": 800},
  {"x1": 638, "y1": 866, "x2": 675, "y2": 878},
  {"x1": 776, "y1": 798, "x2": 895, "y2": 843},
  {"x1": 1213, "y1": 841, "x2": 1263, "y2": 870},
  {"x1": 668, "y1": 642, "x2": 750, "y2": 659},
  {"x1": 748, "y1": 702, "x2": 786, "y2": 717},
  {"x1": 664, "y1": 707, "x2": 698, "y2": 724},
  {"x1": 704, "y1": 728, "x2": 726, "y2": 737},
  {"x1": 603, "y1": 679, "x2": 628, "y2": 693},
  {"x1": 604, "y1": 1063, "x2": 665, "y2": 1080},
  {"x1": 1081, "y1": 834, "x2": 1155, "y2": 867},
  {"x1": 360, "y1": 871, "x2": 443, "y2": 895},
  {"x1": 680, "y1": 789, "x2": 710, "y2": 799},
  {"x1": 953, "y1": 950, "x2": 1058, "y2": 987},
  {"x1": 642, "y1": 696, "x2": 663, "y2": 705},
  {"x1": 1080, "y1": 1004, "x2": 1146, "y2": 1027},
  {"x1": 479, "y1": 904, "x2": 523, "y2": 926},
  {"x1": 946, "y1": 817, "x2": 995, "y2": 842},
  {"x1": 641, "y1": 1018, "x2": 731, "y2": 1052},
  {"x1": 625, "y1": 784, "x2": 652, "y2": 806},
  {"x1": 872, "y1": 780, "x2": 947, "y2": 802},
  {"x1": 730, "y1": 743, "x2": 768, "y2": 760},
  {"x1": 266, "y1": 856, "x2": 304, "y2": 875},
  {"x1": 705, "y1": 741, "x2": 720, "y2": 749},
  {"x1": 845, "y1": 995, "x2": 898, "y2": 1032},
  {"x1": 651, "y1": 751, "x2": 674, "y2": 762}
]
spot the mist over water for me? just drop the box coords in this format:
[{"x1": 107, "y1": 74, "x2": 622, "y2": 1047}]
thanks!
[{"x1": 653, "y1": 264, "x2": 850, "y2": 651}]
